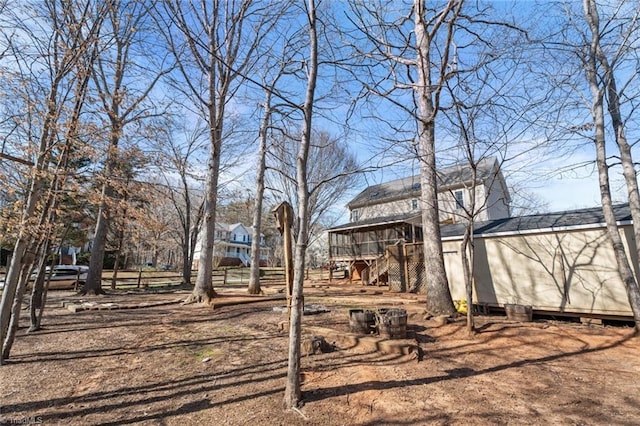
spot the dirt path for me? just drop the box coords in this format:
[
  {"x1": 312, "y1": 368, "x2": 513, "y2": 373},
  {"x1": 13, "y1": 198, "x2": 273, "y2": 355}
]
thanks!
[{"x1": 1, "y1": 282, "x2": 639, "y2": 425}]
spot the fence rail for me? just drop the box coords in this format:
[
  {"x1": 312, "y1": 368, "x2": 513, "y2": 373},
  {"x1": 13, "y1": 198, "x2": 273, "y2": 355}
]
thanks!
[{"x1": 0, "y1": 267, "x2": 295, "y2": 290}]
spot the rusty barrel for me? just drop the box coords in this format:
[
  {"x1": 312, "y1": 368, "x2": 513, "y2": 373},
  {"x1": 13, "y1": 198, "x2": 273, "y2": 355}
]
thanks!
[
  {"x1": 376, "y1": 308, "x2": 407, "y2": 339},
  {"x1": 349, "y1": 309, "x2": 376, "y2": 334}
]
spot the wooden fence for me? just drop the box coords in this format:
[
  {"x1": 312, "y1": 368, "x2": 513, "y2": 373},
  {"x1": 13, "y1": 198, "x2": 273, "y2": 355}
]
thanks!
[{"x1": 0, "y1": 266, "x2": 336, "y2": 291}]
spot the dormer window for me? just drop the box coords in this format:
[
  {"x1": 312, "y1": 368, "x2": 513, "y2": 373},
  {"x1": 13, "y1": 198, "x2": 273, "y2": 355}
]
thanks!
[
  {"x1": 412, "y1": 199, "x2": 418, "y2": 210},
  {"x1": 411, "y1": 182, "x2": 421, "y2": 191},
  {"x1": 351, "y1": 209, "x2": 360, "y2": 221}
]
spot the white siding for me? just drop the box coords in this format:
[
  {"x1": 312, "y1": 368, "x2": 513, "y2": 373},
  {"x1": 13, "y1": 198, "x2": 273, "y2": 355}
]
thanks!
[
  {"x1": 356, "y1": 183, "x2": 505, "y2": 224},
  {"x1": 356, "y1": 198, "x2": 417, "y2": 221}
]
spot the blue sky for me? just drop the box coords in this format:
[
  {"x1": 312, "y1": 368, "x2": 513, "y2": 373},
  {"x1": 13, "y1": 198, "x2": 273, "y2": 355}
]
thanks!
[
  {"x1": 172, "y1": 0, "x2": 639, "y2": 221},
  {"x1": 321, "y1": 0, "x2": 638, "y2": 218}
]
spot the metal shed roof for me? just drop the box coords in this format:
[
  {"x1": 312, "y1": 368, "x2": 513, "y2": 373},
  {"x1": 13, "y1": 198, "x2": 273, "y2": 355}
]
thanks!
[
  {"x1": 440, "y1": 203, "x2": 632, "y2": 238},
  {"x1": 328, "y1": 204, "x2": 632, "y2": 238}
]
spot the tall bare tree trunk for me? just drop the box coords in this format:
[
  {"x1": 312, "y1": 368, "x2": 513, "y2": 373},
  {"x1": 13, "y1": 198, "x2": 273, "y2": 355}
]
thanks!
[
  {"x1": 85, "y1": 181, "x2": 112, "y2": 295},
  {"x1": 248, "y1": 90, "x2": 272, "y2": 295},
  {"x1": 414, "y1": 0, "x2": 458, "y2": 316},
  {"x1": 585, "y1": 0, "x2": 640, "y2": 279},
  {"x1": 161, "y1": 0, "x2": 263, "y2": 304},
  {"x1": 583, "y1": 0, "x2": 640, "y2": 331},
  {"x1": 188, "y1": 122, "x2": 222, "y2": 304},
  {"x1": 461, "y1": 217, "x2": 475, "y2": 334},
  {"x1": 284, "y1": 0, "x2": 318, "y2": 410},
  {"x1": 86, "y1": 2, "x2": 167, "y2": 295}
]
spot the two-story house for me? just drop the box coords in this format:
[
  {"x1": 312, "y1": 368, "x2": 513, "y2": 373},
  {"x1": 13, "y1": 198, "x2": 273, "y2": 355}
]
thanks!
[
  {"x1": 347, "y1": 156, "x2": 510, "y2": 224},
  {"x1": 193, "y1": 222, "x2": 270, "y2": 268},
  {"x1": 328, "y1": 157, "x2": 510, "y2": 282}
]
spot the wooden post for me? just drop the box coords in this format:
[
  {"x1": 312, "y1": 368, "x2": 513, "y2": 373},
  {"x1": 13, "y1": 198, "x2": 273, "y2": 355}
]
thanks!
[
  {"x1": 137, "y1": 268, "x2": 142, "y2": 288},
  {"x1": 283, "y1": 206, "x2": 293, "y2": 319},
  {"x1": 403, "y1": 243, "x2": 410, "y2": 293},
  {"x1": 273, "y1": 202, "x2": 294, "y2": 320}
]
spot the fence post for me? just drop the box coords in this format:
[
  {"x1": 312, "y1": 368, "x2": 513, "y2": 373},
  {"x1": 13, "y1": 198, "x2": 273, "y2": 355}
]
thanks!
[{"x1": 137, "y1": 268, "x2": 142, "y2": 288}]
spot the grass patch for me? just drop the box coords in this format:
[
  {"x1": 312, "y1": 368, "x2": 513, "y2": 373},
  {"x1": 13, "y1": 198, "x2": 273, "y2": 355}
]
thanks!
[{"x1": 193, "y1": 347, "x2": 222, "y2": 361}]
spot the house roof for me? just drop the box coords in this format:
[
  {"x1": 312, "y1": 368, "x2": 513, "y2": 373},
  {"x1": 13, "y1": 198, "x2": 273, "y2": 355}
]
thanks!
[
  {"x1": 328, "y1": 203, "x2": 632, "y2": 237},
  {"x1": 440, "y1": 203, "x2": 632, "y2": 238},
  {"x1": 328, "y1": 211, "x2": 423, "y2": 233},
  {"x1": 348, "y1": 157, "x2": 501, "y2": 209},
  {"x1": 228, "y1": 223, "x2": 248, "y2": 233}
]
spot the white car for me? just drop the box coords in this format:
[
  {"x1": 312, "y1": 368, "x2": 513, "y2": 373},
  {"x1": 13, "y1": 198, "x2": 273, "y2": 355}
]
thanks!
[
  {"x1": 0, "y1": 265, "x2": 89, "y2": 291},
  {"x1": 42, "y1": 265, "x2": 89, "y2": 289}
]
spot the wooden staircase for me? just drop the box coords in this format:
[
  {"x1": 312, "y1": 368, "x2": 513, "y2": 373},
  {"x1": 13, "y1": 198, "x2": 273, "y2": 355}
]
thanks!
[{"x1": 363, "y1": 254, "x2": 389, "y2": 286}]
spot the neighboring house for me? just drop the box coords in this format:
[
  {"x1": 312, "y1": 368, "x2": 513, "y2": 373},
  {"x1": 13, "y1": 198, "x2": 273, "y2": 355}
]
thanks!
[
  {"x1": 193, "y1": 222, "x2": 270, "y2": 268},
  {"x1": 347, "y1": 156, "x2": 510, "y2": 224},
  {"x1": 328, "y1": 157, "x2": 511, "y2": 278},
  {"x1": 58, "y1": 246, "x2": 82, "y2": 265}
]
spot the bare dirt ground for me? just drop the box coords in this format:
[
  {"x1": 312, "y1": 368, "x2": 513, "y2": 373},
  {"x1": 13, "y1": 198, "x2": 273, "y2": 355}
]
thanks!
[{"x1": 1, "y1": 279, "x2": 639, "y2": 426}]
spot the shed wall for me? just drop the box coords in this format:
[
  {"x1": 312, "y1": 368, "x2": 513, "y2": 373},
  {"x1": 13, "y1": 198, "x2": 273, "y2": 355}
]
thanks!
[{"x1": 442, "y1": 224, "x2": 637, "y2": 317}]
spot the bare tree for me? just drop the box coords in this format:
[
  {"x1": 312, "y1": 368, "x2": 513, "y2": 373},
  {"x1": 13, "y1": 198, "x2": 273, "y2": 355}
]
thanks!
[
  {"x1": 158, "y1": 0, "x2": 286, "y2": 304},
  {"x1": 84, "y1": 0, "x2": 171, "y2": 295},
  {"x1": 437, "y1": 9, "x2": 541, "y2": 334},
  {"x1": 283, "y1": 0, "x2": 320, "y2": 410},
  {"x1": 534, "y1": 0, "x2": 640, "y2": 332},
  {"x1": 247, "y1": 89, "x2": 273, "y2": 294},
  {"x1": 409, "y1": 0, "x2": 461, "y2": 315},
  {"x1": 581, "y1": 0, "x2": 640, "y2": 331},
  {"x1": 267, "y1": 130, "x2": 361, "y2": 249},
  {"x1": 245, "y1": 24, "x2": 308, "y2": 293},
  {"x1": 346, "y1": 0, "x2": 471, "y2": 315},
  {"x1": 0, "y1": 0, "x2": 107, "y2": 364},
  {"x1": 154, "y1": 125, "x2": 206, "y2": 285}
]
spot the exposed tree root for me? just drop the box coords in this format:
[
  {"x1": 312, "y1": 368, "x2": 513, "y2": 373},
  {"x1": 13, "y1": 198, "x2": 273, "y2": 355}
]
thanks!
[
  {"x1": 247, "y1": 286, "x2": 262, "y2": 295},
  {"x1": 291, "y1": 407, "x2": 308, "y2": 420},
  {"x1": 78, "y1": 288, "x2": 106, "y2": 296},
  {"x1": 183, "y1": 289, "x2": 216, "y2": 305}
]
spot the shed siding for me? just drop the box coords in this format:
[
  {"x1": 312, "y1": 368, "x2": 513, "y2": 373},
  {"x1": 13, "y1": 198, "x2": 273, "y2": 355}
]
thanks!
[{"x1": 443, "y1": 225, "x2": 636, "y2": 317}]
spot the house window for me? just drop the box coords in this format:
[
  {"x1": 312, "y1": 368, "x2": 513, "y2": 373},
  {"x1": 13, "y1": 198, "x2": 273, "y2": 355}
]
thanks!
[
  {"x1": 411, "y1": 199, "x2": 418, "y2": 210},
  {"x1": 454, "y1": 190, "x2": 464, "y2": 210},
  {"x1": 351, "y1": 209, "x2": 360, "y2": 222}
]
